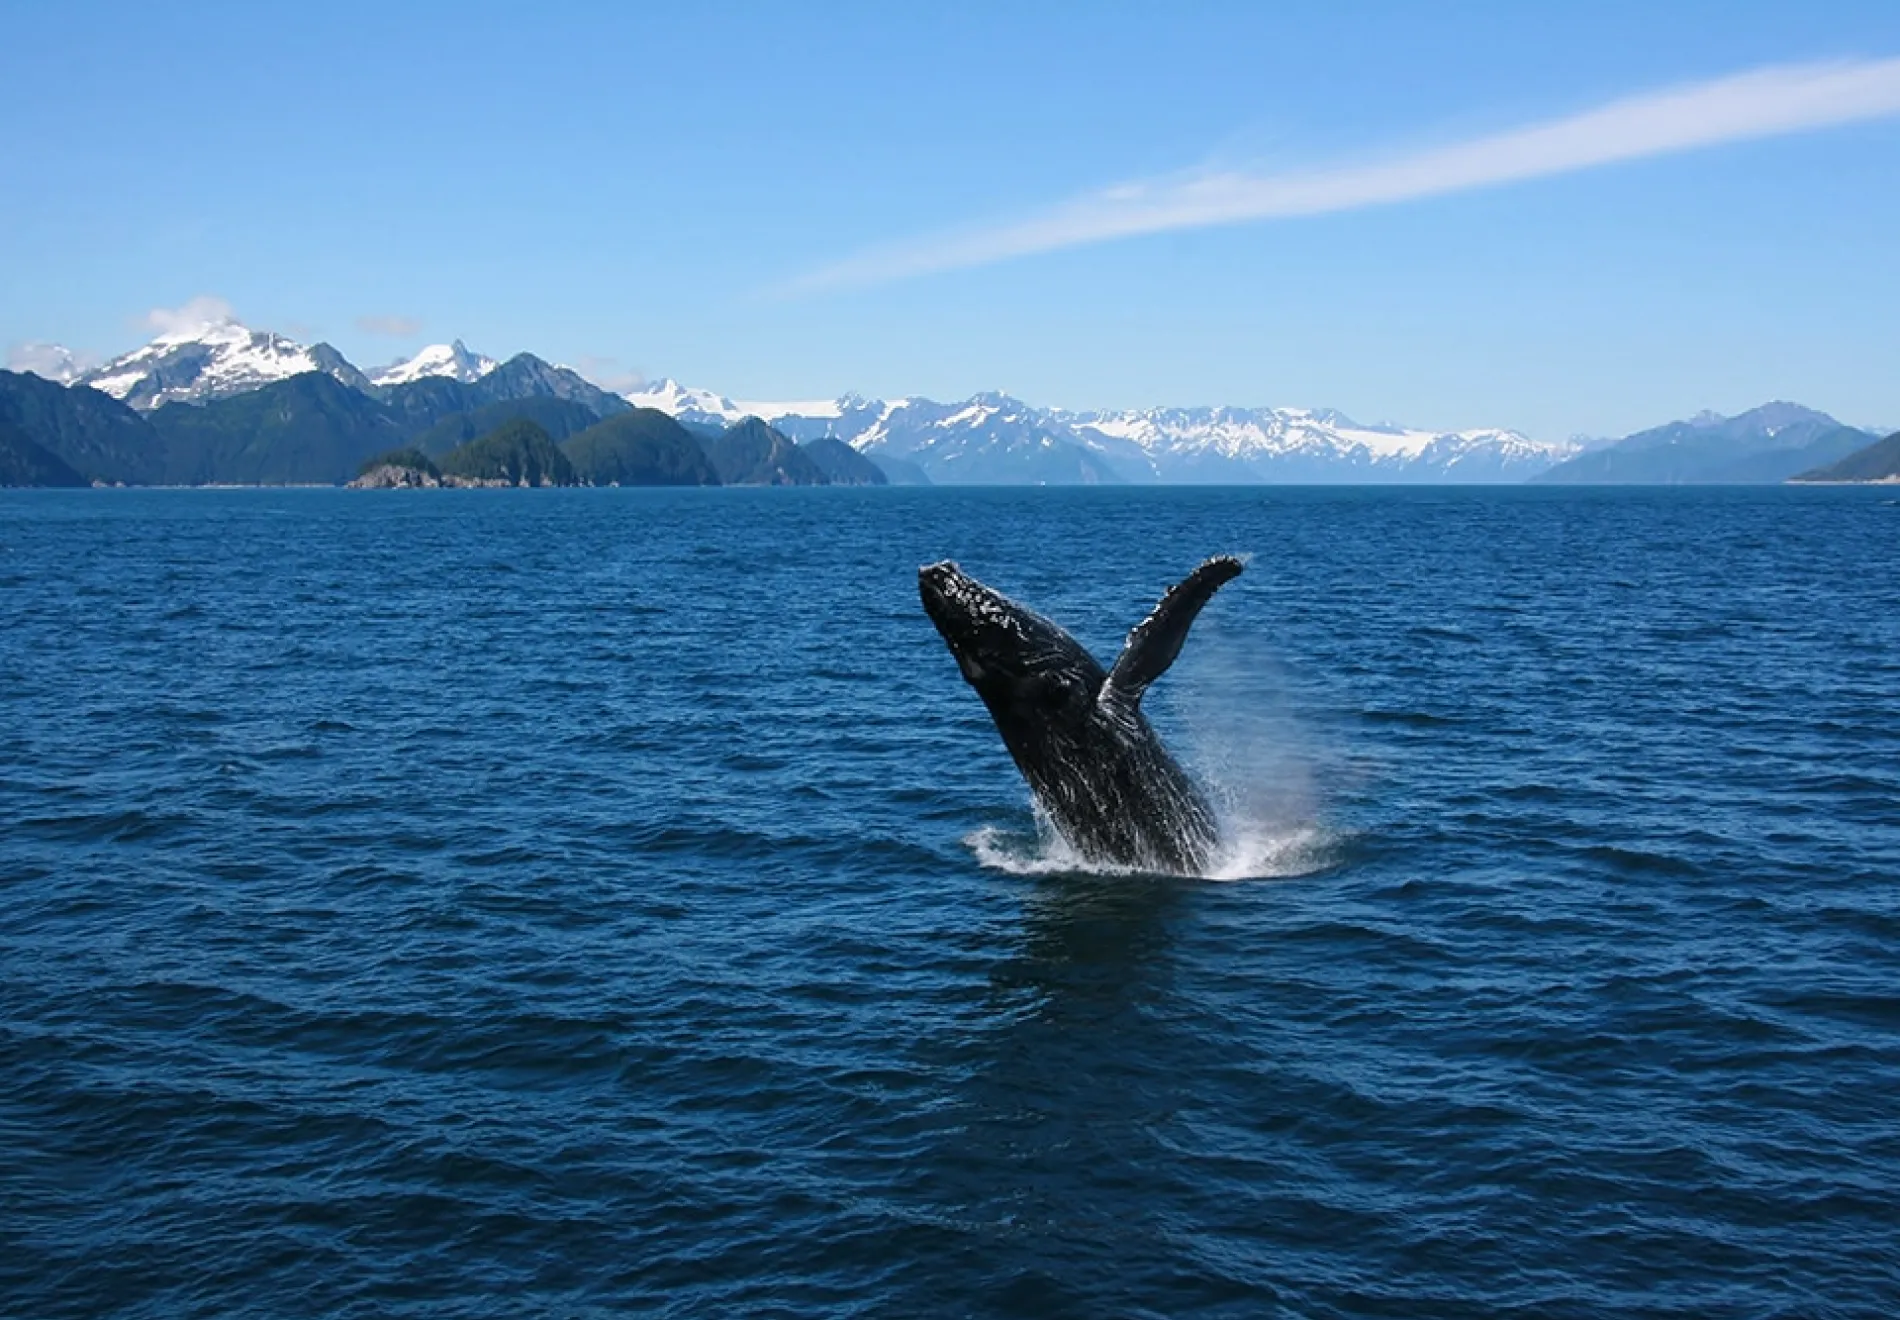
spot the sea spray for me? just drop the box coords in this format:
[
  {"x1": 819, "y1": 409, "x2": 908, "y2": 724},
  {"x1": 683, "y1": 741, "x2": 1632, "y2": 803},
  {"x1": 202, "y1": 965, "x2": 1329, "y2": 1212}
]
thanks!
[{"x1": 1169, "y1": 626, "x2": 1340, "y2": 879}]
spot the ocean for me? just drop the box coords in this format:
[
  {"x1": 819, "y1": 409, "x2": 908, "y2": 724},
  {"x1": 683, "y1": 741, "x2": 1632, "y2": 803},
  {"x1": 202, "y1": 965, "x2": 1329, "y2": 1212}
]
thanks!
[{"x1": 3, "y1": 485, "x2": 1897, "y2": 1317}]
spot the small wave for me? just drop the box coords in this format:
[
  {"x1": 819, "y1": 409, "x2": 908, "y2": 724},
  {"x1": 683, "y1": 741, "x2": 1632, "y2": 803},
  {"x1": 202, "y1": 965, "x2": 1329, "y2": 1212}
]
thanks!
[
  {"x1": 1579, "y1": 843, "x2": 1704, "y2": 878},
  {"x1": 1361, "y1": 708, "x2": 1460, "y2": 727},
  {"x1": 19, "y1": 807, "x2": 188, "y2": 844},
  {"x1": 1408, "y1": 624, "x2": 1481, "y2": 644}
]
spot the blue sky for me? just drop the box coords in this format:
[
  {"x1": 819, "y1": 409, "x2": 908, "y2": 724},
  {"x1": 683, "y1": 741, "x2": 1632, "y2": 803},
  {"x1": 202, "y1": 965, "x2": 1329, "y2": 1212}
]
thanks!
[{"x1": 4, "y1": 0, "x2": 1898, "y2": 439}]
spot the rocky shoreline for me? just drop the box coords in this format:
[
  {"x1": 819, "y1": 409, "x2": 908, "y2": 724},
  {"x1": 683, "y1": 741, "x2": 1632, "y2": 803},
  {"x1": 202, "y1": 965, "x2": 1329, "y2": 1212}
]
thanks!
[{"x1": 345, "y1": 464, "x2": 570, "y2": 489}]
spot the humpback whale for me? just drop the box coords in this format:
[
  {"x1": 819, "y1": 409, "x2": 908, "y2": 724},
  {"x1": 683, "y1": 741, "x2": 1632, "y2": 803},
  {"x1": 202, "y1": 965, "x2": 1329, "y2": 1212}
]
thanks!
[{"x1": 919, "y1": 556, "x2": 1244, "y2": 876}]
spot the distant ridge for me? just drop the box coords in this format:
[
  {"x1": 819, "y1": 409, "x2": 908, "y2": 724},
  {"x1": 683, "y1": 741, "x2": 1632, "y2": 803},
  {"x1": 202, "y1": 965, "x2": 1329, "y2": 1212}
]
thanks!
[
  {"x1": 1534, "y1": 403, "x2": 1878, "y2": 485},
  {"x1": 1789, "y1": 430, "x2": 1900, "y2": 483}
]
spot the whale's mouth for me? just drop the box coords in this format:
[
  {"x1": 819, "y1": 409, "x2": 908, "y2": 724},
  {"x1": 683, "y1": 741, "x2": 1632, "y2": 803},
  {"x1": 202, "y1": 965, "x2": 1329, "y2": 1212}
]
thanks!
[
  {"x1": 917, "y1": 560, "x2": 965, "y2": 604},
  {"x1": 920, "y1": 561, "x2": 1030, "y2": 690},
  {"x1": 918, "y1": 560, "x2": 982, "y2": 635},
  {"x1": 918, "y1": 561, "x2": 1018, "y2": 623}
]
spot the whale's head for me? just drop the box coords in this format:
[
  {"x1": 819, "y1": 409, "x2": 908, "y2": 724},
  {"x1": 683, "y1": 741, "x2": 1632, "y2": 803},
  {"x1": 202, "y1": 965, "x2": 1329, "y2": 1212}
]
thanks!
[{"x1": 918, "y1": 561, "x2": 1102, "y2": 707}]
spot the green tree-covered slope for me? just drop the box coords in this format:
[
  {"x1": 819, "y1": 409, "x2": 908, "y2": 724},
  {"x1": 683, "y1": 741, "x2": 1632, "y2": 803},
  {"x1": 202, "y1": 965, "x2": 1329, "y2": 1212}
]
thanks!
[
  {"x1": 438, "y1": 419, "x2": 578, "y2": 486},
  {"x1": 706, "y1": 417, "x2": 829, "y2": 486},
  {"x1": 149, "y1": 373, "x2": 407, "y2": 484},
  {"x1": 0, "y1": 369, "x2": 166, "y2": 484},
  {"x1": 562, "y1": 410, "x2": 722, "y2": 486}
]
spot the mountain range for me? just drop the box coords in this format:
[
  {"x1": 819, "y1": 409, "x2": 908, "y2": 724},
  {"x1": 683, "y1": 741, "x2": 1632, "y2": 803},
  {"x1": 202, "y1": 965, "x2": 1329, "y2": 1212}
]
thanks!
[
  {"x1": 5, "y1": 313, "x2": 1894, "y2": 486},
  {"x1": 620, "y1": 380, "x2": 1577, "y2": 485}
]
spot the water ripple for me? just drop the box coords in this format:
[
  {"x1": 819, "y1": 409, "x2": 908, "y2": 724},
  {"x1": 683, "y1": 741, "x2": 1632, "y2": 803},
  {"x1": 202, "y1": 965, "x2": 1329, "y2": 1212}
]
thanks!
[{"x1": 2, "y1": 486, "x2": 1898, "y2": 1316}]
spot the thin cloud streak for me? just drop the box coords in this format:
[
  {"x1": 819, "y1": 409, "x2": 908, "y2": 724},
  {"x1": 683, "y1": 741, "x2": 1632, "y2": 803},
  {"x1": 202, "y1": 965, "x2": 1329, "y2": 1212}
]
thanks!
[
  {"x1": 357, "y1": 314, "x2": 424, "y2": 337},
  {"x1": 784, "y1": 57, "x2": 1900, "y2": 295}
]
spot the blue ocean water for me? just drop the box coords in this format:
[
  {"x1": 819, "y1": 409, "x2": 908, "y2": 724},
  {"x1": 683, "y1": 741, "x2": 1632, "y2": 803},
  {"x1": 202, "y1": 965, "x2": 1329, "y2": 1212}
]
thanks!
[{"x1": 2, "y1": 485, "x2": 1898, "y2": 1318}]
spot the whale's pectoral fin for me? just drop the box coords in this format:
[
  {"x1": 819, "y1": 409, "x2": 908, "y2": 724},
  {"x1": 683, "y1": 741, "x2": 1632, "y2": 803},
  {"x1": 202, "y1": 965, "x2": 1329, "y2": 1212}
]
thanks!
[{"x1": 1101, "y1": 555, "x2": 1244, "y2": 714}]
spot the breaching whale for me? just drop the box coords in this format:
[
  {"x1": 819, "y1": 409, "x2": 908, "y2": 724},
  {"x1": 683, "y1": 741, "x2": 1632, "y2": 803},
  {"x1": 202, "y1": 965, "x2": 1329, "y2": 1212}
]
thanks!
[{"x1": 919, "y1": 556, "x2": 1244, "y2": 876}]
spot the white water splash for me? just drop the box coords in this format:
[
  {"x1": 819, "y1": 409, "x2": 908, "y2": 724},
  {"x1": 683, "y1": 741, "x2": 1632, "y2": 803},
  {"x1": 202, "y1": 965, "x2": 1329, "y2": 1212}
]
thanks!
[
  {"x1": 964, "y1": 817, "x2": 1334, "y2": 881},
  {"x1": 967, "y1": 823, "x2": 1126, "y2": 877}
]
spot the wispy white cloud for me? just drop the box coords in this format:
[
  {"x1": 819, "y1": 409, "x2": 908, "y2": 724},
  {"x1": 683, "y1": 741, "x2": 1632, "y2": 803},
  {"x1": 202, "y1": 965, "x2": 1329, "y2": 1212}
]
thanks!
[
  {"x1": 357, "y1": 314, "x2": 424, "y2": 337},
  {"x1": 6, "y1": 341, "x2": 98, "y2": 383},
  {"x1": 784, "y1": 57, "x2": 1900, "y2": 295},
  {"x1": 574, "y1": 354, "x2": 646, "y2": 394},
  {"x1": 145, "y1": 295, "x2": 238, "y2": 335}
]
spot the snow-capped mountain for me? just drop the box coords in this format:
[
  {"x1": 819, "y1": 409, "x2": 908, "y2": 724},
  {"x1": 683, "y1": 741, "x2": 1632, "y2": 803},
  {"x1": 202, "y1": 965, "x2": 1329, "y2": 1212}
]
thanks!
[
  {"x1": 75, "y1": 316, "x2": 369, "y2": 410},
  {"x1": 64, "y1": 319, "x2": 506, "y2": 411},
  {"x1": 627, "y1": 380, "x2": 1576, "y2": 484},
  {"x1": 368, "y1": 340, "x2": 498, "y2": 387}
]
